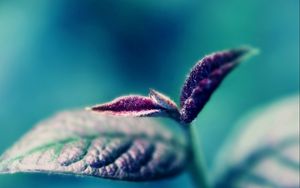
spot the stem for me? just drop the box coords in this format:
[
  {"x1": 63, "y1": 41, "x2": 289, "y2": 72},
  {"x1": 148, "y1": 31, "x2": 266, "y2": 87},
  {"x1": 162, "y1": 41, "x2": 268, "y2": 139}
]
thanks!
[{"x1": 184, "y1": 124, "x2": 210, "y2": 188}]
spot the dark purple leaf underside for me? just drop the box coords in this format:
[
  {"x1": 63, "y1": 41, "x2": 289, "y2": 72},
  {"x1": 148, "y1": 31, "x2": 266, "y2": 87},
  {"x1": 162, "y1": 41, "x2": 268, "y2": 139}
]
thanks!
[
  {"x1": 180, "y1": 47, "x2": 252, "y2": 123},
  {"x1": 90, "y1": 95, "x2": 164, "y2": 117}
]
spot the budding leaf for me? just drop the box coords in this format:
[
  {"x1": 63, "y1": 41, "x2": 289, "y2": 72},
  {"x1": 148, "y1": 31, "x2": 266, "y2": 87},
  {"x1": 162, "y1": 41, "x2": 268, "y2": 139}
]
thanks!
[
  {"x1": 0, "y1": 110, "x2": 187, "y2": 181},
  {"x1": 180, "y1": 47, "x2": 256, "y2": 124},
  {"x1": 212, "y1": 96, "x2": 300, "y2": 188},
  {"x1": 149, "y1": 89, "x2": 178, "y2": 111}
]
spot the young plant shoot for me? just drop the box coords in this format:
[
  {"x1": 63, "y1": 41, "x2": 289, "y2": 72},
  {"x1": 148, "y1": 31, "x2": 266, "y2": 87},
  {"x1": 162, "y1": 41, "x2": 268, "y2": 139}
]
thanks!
[
  {"x1": 0, "y1": 47, "x2": 259, "y2": 188},
  {"x1": 88, "y1": 47, "x2": 255, "y2": 125}
]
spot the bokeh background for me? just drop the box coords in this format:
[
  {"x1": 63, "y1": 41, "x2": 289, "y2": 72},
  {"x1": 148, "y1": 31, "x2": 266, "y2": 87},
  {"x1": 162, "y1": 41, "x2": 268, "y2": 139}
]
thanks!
[{"x1": 0, "y1": 0, "x2": 299, "y2": 187}]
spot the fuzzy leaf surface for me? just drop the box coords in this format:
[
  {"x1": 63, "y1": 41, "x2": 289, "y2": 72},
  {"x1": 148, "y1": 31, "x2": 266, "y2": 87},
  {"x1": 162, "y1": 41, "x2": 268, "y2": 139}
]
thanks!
[
  {"x1": 89, "y1": 95, "x2": 165, "y2": 117},
  {"x1": 180, "y1": 47, "x2": 255, "y2": 123},
  {"x1": 0, "y1": 110, "x2": 187, "y2": 181}
]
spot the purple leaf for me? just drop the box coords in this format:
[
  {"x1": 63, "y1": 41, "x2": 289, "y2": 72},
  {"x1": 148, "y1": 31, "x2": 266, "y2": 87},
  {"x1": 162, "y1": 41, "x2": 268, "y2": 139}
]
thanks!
[
  {"x1": 88, "y1": 95, "x2": 165, "y2": 117},
  {"x1": 180, "y1": 47, "x2": 256, "y2": 124}
]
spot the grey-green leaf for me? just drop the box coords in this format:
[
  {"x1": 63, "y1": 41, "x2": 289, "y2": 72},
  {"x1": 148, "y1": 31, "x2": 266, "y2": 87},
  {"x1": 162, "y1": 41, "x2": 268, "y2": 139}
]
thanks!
[
  {"x1": 212, "y1": 95, "x2": 299, "y2": 188},
  {"x1": 0, "y1": 110, "x2": 187, "y2": 181}
]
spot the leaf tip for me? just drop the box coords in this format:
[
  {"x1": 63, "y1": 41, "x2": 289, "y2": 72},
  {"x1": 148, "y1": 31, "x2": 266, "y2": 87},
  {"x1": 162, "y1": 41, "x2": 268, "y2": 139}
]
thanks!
[
  {"x1": 85, "y1": 106, "x2": 93, "y2": 111},
  {"x1": 86, "y1": 103, "x2": 106, "y2": 113},
  {"x1": 234, "y1": 45, "x2": 259, "y2": 62}
]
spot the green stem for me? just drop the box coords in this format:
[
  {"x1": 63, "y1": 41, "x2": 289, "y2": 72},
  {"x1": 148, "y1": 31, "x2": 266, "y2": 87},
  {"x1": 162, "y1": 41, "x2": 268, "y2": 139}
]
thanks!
[{"x1": 185, "y1": 125, "x2": 210, "y2": 188}]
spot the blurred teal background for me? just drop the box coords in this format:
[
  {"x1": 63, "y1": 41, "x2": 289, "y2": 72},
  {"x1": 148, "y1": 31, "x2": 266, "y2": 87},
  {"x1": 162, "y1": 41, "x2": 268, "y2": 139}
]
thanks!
[{"x1": 0, "y1": 0, "x2": 298, "y2": 187}]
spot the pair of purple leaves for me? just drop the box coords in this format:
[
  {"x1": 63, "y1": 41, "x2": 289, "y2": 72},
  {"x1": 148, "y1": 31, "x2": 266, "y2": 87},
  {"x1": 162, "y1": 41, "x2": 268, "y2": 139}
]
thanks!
[{"x1": 88, "y1": 47, "x2": 255, "y2": 124}]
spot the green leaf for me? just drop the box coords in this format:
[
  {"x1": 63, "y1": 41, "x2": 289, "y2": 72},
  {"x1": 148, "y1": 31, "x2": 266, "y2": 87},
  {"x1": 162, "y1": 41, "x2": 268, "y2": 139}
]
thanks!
[
  {"x1": 213, "y1": 95, "x2": 299, "y2": 188},
  {"x1": 0, "y1": 110, "x2": 187, "y2": 181}
]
